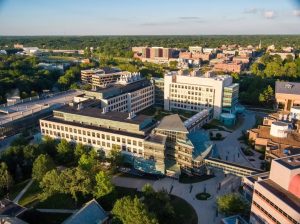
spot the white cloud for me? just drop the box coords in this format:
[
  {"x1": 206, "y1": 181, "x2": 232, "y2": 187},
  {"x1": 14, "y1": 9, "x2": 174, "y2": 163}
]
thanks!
[
  {"x1": 264, "y1": 10, "x2": 275, "y2": 19},
  {"x1": 293, "y1": 10, "x2": 300, "y2": 16},
  {"x1": 244, "y1": 8, "x2": 258, "y2": 14}
]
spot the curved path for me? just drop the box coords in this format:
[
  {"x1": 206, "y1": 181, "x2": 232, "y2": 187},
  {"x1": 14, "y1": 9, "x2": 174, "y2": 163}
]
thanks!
[{"x1": 113, "y1": 172, "x2": 241, "y2": 224}]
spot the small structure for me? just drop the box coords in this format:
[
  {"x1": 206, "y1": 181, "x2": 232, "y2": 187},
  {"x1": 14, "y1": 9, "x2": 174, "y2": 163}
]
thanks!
[
  {"x1": 221, "y1": 215, "x2": 248, "y2": 224},
  {"x1": 220, "y1": 113, "x2": 236, "y2": 126},
  {"x1": 62, "y1": 199, "x2": 109, "y2": 224}
]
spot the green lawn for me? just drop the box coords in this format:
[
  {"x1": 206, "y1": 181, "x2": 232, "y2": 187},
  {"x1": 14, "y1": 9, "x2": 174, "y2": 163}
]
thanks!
[
  {"x1": 17, "y1": 182, "x2": 197, "y2": 224},
  {"x1": 8, "y1": 179, "x2": 30, "y2": 200},
  {"x1": 18, "y1": 181, "x2": 41, "y2": 207},
  {"x1": 20, "y1": 210, "x2": 72, "y2": 224},
  {"x1": 170, "y1": 195, "x2": 198, "y2": 224}
]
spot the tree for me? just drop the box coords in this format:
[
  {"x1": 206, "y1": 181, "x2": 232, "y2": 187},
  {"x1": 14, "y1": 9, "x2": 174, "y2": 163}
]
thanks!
[
  {"x1": 141, "y1": 184, "x2": 175, "y2": 223},
  {"x1": 259, "y1": 85, "x2": 274, "y2": 106},
  {"x1": 112, "y1": 196, "x2": 158, "y2": 224},
  {"x1": 74, "y1": 143, "x2": 90, "y2": 159},
  {"x1": 0, "y1": 162, "x2": 13, "y2": 196},
  {"x1": 109, "y1": 147, "x2": 123, "y2": 173},
  {"x1": 78, "y1": 150, "x2": 97, "y2": 171},
  {"x1": 40, "y1": 167, "x2": 92, "y2": 202},
  {"x1": 40, "y1": 169, "x2": 61, "y2": 200},
  {"x1": 32, "y1": 154, "x2": 55, "y2": 183},
  {"x1": 56, "y1": 139, "x2": 73, "y2": 163},
  {"x1": 93, "y1": 171, "x2": 114, "y2": 199},
  {"x1": 217, "y1": 193, "x2": 250, "y2": 216},
  {"x1": 39, "y1": 136, "x2": 57, "y2": 157}
]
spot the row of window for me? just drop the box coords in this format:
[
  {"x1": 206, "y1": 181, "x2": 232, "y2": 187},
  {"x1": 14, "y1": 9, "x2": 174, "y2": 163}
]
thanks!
[
  {"x1": 41, "y1": 129, "x2": 143, "y2": 155},
  {"x1": 171, "y1": 84, "x2": 214, "y2": 92},
  {"x1": 252, "y1": 201, "x2": 281, "y2": 224},
  {"x1": 40, "y1": 123, "x2": 143, "y2": 147},
  {"x1": 170, "y1": 94, "x2": 213, "y2": 102},
  {"x1": 254, "y1": 190, "x2": 298, "y2": 224}
]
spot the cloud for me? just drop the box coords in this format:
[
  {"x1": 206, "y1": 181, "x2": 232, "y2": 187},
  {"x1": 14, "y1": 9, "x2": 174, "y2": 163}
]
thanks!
[
  {"x1": 263, "y1": 10, "x2": 276, "y2": 19},
  {"x1": 244, "y1": 8, "x2": 258, "y2": 14},
  {"x1": 293, "y1": 9, "x2": 300, "y2": 16}
]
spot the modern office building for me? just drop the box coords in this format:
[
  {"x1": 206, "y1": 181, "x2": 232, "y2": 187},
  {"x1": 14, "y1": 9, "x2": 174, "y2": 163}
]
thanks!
[
  {"x1": 246, "y1": 155, "x2": 300, "y2": 224},
  {"x1": 40, "y1": 102, "x2": 213, "y2": 176},
  {"x1": 164, "y1": 70, "x2": 238, "y2": 118},
  {"x1": 80, "y1": 73, "x2": 155, "y2": 114},
  {"x1": 275, "y1": 81, "x2": 300, "y2": 111},
  {"x1": 80, "y1": 68, "x2": 123, "y2": 89}
]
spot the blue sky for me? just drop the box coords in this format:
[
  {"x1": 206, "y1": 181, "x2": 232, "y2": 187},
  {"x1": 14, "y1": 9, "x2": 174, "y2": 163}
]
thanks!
[{"x1": 0, "y1": 0, "x2": 299, "y2": 35}]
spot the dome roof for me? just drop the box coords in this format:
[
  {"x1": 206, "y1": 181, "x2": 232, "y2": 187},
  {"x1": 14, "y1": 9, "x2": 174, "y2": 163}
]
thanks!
[{"x1": 288, "y1": 174, "x2": 300, "y2": 198}]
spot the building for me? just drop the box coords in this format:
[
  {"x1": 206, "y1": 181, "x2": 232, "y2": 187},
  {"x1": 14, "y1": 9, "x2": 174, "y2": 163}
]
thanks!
[
  {"x1": 40, "y1": 102, "x2": 213, "y2": 176},
  {"x1": 80, "y1": 73, "x2": 154, "y2": 114},
  {"x1": 164, "y1": 70, "x2": 237, "y2": 118},
  {"x1": 249, "y1": 112, "x2": 300, "y2": 161},
  {"x1": 80, "y1": 68, "x2": 122, "y2": 88},
  {"x1": 151, "y1": 77, "x2": 164, "y2": 106},
  {"x1": 246, "y1": 155, "x2": 300, "y2": 224},
  {"x1": 62, "y1": 199, "x2": 109, "y2": 224},
  {"x1": 275, "y1": 81, "x2": 300, "y2": 111},
  {"x1": 213, "y1": 62, "x2": 244, "y2": 73},
  {"x1": 270, "y1": 52, "x2": 296, "y2": 60}
]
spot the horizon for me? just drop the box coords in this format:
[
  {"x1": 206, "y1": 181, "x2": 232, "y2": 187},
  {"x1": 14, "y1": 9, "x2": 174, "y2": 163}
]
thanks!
[{"x1": 0, "y1": 0, "x2": 300, "y2": 35}]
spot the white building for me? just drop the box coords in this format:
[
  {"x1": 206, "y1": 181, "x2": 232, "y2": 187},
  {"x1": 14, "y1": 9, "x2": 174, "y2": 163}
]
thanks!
[{"x1": 164, "y1": 70, "x2": 234, "y2": 118}]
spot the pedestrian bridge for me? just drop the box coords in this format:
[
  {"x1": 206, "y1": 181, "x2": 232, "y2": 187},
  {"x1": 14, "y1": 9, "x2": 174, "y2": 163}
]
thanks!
[{"x1": 204, "y1": 158, "x2": 264, "y2": 177}]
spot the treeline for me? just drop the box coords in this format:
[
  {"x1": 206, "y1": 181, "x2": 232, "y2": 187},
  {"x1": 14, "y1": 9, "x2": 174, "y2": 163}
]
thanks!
[
  {"x1": 0, "y1": 55, "x2": 61, "y2": 102},
  {"x1": 251, "y1": 54, "x2": 300, "y2": 78},
  {"x1": 1, "y1": 35, "x2": 300, "y2": 57}
]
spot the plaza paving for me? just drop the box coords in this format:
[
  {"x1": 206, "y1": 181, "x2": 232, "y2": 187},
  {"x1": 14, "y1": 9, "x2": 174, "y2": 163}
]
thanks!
[{"x1": 113, "y1": 172, "x2": 241, "y2": 224}]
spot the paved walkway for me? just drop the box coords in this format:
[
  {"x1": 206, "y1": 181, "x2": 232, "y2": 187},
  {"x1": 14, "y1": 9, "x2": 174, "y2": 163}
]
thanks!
[
  {"x1": 13, "y1": 179, "x2": 34, "y2": 203},
  {"x1": 36, "y1": 209, "x2": 77, "y2": 213},
  {"x1": 113, "y1": 172, "x2": 241, "y2": 224},
  {"x1": 214, "y1": 110, "x2": 261, "y2": 169}
]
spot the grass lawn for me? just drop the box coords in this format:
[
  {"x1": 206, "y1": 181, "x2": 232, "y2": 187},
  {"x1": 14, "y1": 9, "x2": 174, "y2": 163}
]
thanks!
[
  {"x1": 18, "y1": 181, "x2": 41, "y2": 207},
  {"x1": 8, "y1": 179, "x2": 30, "y2": 200},
  {"x1": 179, "y1": 173, "x2": 215, "y2": 184},
  {"x1": 170, "y1": 195, "x2": 198, "y2": 224}
]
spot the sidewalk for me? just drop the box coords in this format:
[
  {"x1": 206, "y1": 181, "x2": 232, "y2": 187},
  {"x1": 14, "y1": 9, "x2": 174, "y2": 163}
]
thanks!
[{"x1": 13, "y1": 179, "x2": 34, "y2": 203}]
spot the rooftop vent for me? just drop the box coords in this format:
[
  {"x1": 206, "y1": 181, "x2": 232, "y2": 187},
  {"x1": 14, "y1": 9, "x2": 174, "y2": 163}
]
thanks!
[{"x1": 285, "y1": 83, "x2": 294, "y2": 89}]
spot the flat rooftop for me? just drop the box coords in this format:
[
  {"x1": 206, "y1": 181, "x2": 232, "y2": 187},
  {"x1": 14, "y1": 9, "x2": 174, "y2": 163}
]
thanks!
[
  {"x1": 146, "y1": 134, "x2": 167, "y2": 145},
  {"x1": 276, "y1": 81, "x2": 300, "y2": 95},
  {"x1": 275, "y1": 154, "x2": 300, "y2": 169},
  {"x1": 0, "y1": 90, "x2": 82, "y2": 126},
  {"x1": 55, "y1": 105, "x2": 153, "y2": 126},
  {"x1": 42, "y1": 116, "x2": 146, "y2": 139},
  {"x1": 252, "y1": 125, "x2": 300, "y2": 148}
]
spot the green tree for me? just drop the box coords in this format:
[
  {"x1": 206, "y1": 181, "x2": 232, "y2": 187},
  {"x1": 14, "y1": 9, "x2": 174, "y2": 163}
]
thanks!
[
  {"x1": 93, "y1": 171, "x2": 114, "y2": 199},
  {"x1": 0, "y1": 162, "x2": 13, "y2": 196},
  {"x1": 40, "y1": 169, "x2": 61, "y2": 200},
  {"x1": 217, "y1": 193, "x2": 250, "y2": 216},
  {"x1": 109, "y1": 147, "x2": 123, "y2": 173},
  {"x1": 56, "y1": 139, "x2": 73, "y2": 163},
  {"x1": 259, "y1": 85, "x2": 274, "y2": 106},
  {"x1": 39, "y1": 136, "x2": 57, "y2": 157},
  {"x1": 78, "y1": 150, "x2": 97, "y2": 171},
  {"x1": 112, "y1": 196, "x2": 158, "y2": 224},
  {"x1": 32, "y1": 154, "x2": 55, "y2": 183},
  {"x1": 264, "y1": 61, "x2": 283, "y2": 77},
  {"x1": 283, "y1": 62, "x2": 298, "y2": 78},
  {"x1": 74, "y1": 143, "x2": 90, "y2": 159}
]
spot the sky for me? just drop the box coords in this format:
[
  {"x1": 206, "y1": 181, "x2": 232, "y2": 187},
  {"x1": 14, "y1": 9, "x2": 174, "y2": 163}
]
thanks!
[{"x1": 0, "y1": 0, "x2": 299, "y2": 35}]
